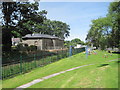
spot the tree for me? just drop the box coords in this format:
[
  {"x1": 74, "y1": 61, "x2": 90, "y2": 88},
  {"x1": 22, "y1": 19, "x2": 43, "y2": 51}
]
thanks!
[
  {"x1": 64, "y1": 40, "x2": 71, "y2": 48},
  {"x1": 71, "y1": 38, "x2": 82, "y2": 45},
  {"x1": 52, "y1": 20, "x2": 70, "y2": 39},
  {"x1": 2, "y1": 2, "x2": 45, "y2": 51},
  {"x1": 64, "y1": 38, "x2": 84, "y2": 48},
  {"x1": 86, "y1": 17, "x2": 112, "y2": 49},
  {"x1": 12, "y1": 2, "x2": 47, "y2": 37},
  {"x1": 2, "y1": 2, "x2": 18, "y2": 51},
  {"x1": 86, "y1": 2, "x2": 120, "y2": 50},
  {"x1": 2, "y1": 1, "x2": 70, "y2": 51},
  {"x1": 34, "y1": 19, "x2": 70, "y2": 39},
  {"x1": 107, "y1": 2, "x2": 120, "y2": 48}
]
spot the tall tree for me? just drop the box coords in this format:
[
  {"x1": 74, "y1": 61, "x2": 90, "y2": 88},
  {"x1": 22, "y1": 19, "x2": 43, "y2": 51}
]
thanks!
[
  {"x1": 2, "y1": 1, "x2": 70, "y2": 51},
  {"x1": 2, "y1": 2, "x2": 45, "y2": 51},
  {"x1": 86, "y1": 2, "x2": 120, "y2": 50},
  {"x1": 86, "y1": 17, "x2": 112, "y2": 49},
  {"x1": 34, "y1": 19, "x2": 70, "y2": 39},
  {"x1": 51, "y1": 20, "x2": 70, "y2": 39},
  {"x1": 107, "y1": 2, "x2": 120, "y2": 48},
  {"x1": 2, "y1": 2, "x2": 17, "y2": 51}
]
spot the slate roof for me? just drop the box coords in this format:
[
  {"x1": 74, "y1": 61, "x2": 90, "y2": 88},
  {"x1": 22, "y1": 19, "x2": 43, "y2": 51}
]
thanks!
[{"x1": 22, "y1": 34, "x2": 64, "y2": 40}]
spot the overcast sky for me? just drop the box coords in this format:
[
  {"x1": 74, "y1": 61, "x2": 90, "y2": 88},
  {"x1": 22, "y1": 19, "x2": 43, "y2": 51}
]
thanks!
[{"x1": 39, "y1": 2, "x2": 110, "y2": 42}]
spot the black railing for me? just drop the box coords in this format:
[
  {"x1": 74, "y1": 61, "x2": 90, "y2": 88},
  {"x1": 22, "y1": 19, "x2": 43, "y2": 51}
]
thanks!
[{"x1": 2, "y1": 47, "x2": 85, "y2": 79}]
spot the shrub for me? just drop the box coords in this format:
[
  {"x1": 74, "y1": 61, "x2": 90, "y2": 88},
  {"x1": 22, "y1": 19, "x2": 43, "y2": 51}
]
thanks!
[
  {"x1": 29, "y1": 45, "x2": 37, "y2": 51},
  {"x1": 16, "y1": 43, "x2": 25, "y2": 51}
]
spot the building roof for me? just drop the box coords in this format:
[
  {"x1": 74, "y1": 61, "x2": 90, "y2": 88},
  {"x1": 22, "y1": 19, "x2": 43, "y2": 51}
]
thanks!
[{"x1": 22, "y1": 34, "x2": 64, "y2": 40}]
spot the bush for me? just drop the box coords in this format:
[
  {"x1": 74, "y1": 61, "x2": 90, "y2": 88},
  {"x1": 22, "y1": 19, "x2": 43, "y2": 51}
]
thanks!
[
  {"x1": 24, "y1": 44, "x2": 30, "y2": 51},
  {"x1": 16, "y1": 43, "x2": 25, "y2": 51},
  {"x1": 29, "y1": 45, "x2": 37, "y2": 51},
  {"x1": 11, "y1": 46, "x2": 17, "y2": 51}
]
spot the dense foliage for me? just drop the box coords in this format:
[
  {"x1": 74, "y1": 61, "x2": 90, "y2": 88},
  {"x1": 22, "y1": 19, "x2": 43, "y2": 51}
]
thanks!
[
  {"x1": 86, "y1": 2, "x2": 120, "y2": 50},
  {"x1": 34, "y1": 19, "x2": 70, "y2": 39},
  {"x1": 64, "y1": 38, "x2": 85, "y2": 48},
  {"x1": 2, "y1": 2, "x2": 45, "y2": 51},
  {"x1": 1, "y1": 1, "x2": 70, "y2": 51}
]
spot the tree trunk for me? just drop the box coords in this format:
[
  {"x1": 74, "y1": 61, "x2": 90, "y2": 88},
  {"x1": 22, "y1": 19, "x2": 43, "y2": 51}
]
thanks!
[{"x1": 2, "y1": 27, "x2": 12, "y2": 52}]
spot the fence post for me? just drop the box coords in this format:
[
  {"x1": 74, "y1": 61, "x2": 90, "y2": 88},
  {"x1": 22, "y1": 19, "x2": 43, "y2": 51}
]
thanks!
[
  {"x1": 85, "y1": 46, "x2": 88, "y2": 59},
  {"x1": 34, "y1": 54, "x2": 36, "y2": 68},
  {"x1": 66, "y1": 49, "x2": 68, "y2": 57},
  {"x1": 20, "y1": 55, "x2": 22, "y2": 73},
  {"x1": 62, "y1": 48, "x2": 63, "y2": 58},
  {"x1": 69, "y1": 46, "x2": 72, "y2": 57},
  {"x1": 57, "y1": 51, "x2": 59, "y2": 60}
]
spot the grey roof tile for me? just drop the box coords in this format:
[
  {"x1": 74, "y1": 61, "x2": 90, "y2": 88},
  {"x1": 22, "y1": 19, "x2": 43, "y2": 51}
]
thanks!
[{"x1": 22, "y1": 34, "x2": 63, "y2": 40}]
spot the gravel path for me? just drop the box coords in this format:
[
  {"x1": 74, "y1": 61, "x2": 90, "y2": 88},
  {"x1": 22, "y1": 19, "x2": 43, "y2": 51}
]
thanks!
[{"x1": 15, "y1": 59, "x2": 119, "y2": 89}]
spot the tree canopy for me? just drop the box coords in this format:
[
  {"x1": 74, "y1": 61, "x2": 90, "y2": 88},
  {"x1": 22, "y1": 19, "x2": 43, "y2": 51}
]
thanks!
[
  {"x1": 34, "y1": 19, "x2": 70, "y2": 39},
  {"x1": 64, "y1": 38, "x2": 85, "y2": 48},
  {"x1": 1, "y1": 1, "x2": 70, "y2": 51},
  {"x1": 86, "y1": 2, "x2": 120, "y2": 50}
]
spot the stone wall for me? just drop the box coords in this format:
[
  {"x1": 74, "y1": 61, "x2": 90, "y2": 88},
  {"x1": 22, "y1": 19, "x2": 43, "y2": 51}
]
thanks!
[
  {"x1": 42, "y1": 39, "x2": 53, "y2": 50},
  {"x1": 22, "y1": 38, "x2": 64, "y2": 50},
  {"x1": 22, "y1": 39, "x2": 42, "y2": 50}
]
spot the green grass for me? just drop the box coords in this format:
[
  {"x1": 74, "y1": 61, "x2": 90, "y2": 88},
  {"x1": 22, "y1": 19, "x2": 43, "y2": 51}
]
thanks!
[
  {"x1": 2, "y1": 50, "x2": 119, "y2": 88},
  {"x1": 28, "y1": 61, "x2": 118, "y2": 88},
  {"x1": 2, "y1": 50, "x2": 69, "y2": 79}
]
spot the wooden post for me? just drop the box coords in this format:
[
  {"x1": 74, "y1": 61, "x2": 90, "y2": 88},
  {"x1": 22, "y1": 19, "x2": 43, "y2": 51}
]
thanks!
[
  {"x1": 69, "y1": 46, "x2": 72, "y2": 57},
  {"x1": 20, "y1": 55, "x2": 22, "y2": 73}
]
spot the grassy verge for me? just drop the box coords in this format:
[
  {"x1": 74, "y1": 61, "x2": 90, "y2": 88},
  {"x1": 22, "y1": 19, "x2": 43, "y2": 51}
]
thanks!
[
  {"x1": 2, "y1": 50, "x2": 119, "y2": 88},
  {"x1": 28, "y1": 61, "x2": 119, "y2": 88}
]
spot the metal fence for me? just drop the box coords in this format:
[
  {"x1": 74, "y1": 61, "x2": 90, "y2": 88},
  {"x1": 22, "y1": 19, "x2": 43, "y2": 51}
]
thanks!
[{"x1": 2, "y1": 47, "x2": 85, "y2": 79}]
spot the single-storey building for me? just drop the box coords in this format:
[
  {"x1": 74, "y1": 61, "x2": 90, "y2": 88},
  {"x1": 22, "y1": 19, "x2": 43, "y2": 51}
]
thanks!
[{"x1": 22, "y1": 34, "x2": 64, "y2": 50}]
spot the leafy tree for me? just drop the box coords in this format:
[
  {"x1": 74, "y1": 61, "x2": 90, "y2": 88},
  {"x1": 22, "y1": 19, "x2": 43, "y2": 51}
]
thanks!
[
  {"x1": 52, "y1": 20, "x2": 70, "y2": 39},
  {"x1": 86, "y1": 17, "x2": 112, "y2": 49},
  {"x1": 13, "y1": 2, "x2": 46, "y2": 37},
  {"x1": 64, "y1": 38, "x2": 84, "y2": 48},
  {"x1": 86, "y1": 2, "x2": 120, "y2": 50},
  {"x1": 2, "y1": 1, "x2": 70, "y2": 51},
  {"x1": 2, "y1": 2, "x2": 45, "y2": 51},
  {"x1": 34, "y1": 19, "x2": 70, "y2": 39},
  {"x1": 64, "y1": 40, "x2": 71, "y2": 48},
  {"x1": 71, "y1": 38, "x2": 82, "y2": 45},
  {"x1": 107, "y1": 2, "x2": 120, "y2": 48},
  {"x1": 2, "y1": 2, "x2": 18, "y2": 51}
]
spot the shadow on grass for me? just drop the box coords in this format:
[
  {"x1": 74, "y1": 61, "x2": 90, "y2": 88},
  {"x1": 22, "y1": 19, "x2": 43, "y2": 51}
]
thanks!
[
  {"x1": 112, "y1": 52, "x2": 120, "y2": 54},
  {"x1": 98, "y1": 64, "x2": 109, "y2": 67},
  {"x1": 116, "y1": 61, "x2": 120, "y2": 63}
]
